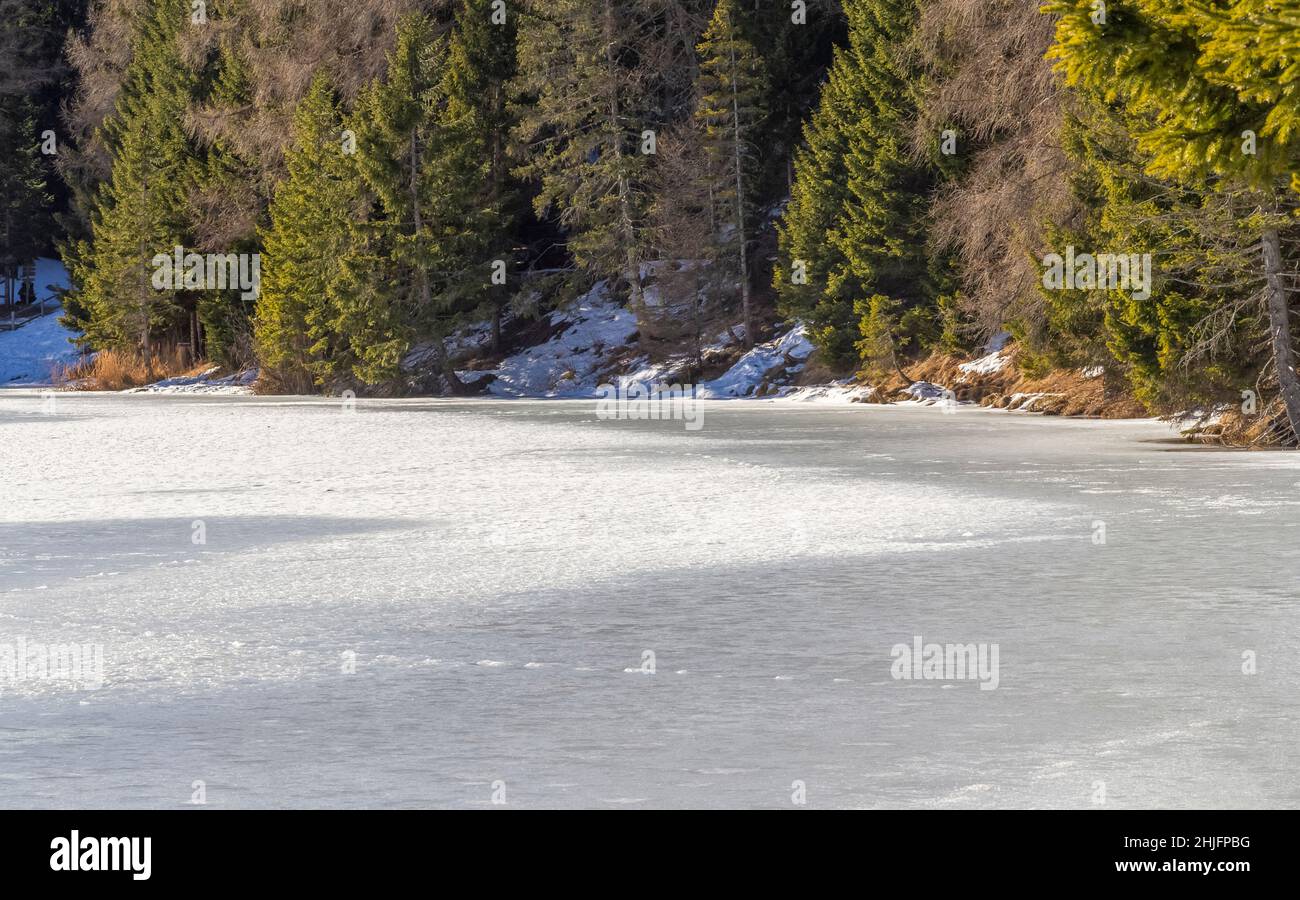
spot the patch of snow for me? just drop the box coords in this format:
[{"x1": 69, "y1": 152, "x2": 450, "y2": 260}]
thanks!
[
  {"x1": 0, "y1": 311, "x2": 83, "y2": 386},
  {"x1": 983, "y1": 330, "x2": 1012, "y2": 353},
  {"x1": 958, "y1": 351, "x2": 1009, "y2": 378},
  {"x1": 900, "y1": 381, "x2": 951, "y2": 401},
  {"x1": 697, "y1": 324, "x2": 813, "y2": 399},
  {"x1": 777, "y1": 379, "x2": 876, "y2": 404},
  {"x1": 406, "y1": 322, "x2": 497, "y2": 369},
  {"x1": 1081, "y1": 365, "x2": 1104, "y2": 379},
  {"x1": 481, "y1": 282, "x2": 639, "y2": 397},
  {"x1": 1005, "y1": 392, "x2": 1063, "y2": 412},
  {"x1": 128, "y1": 367, "x2": 258, "y2": 395}
]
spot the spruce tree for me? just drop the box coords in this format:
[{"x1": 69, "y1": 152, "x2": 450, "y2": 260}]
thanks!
[
  {"x1": 0, "y1": 96, "x2": 52, "y2": 300},
  {"x1": 344, "y1": 12, "x2": 459, "y2": 388},
  {"x1": 512, "y1": 0, "x2": 674, "y2": 313},
  {"x1": 1046, "y1": 0, "x2": 1300, "y2": 438},
  {"x1": 775, "y1": 0, "x2": 935, "y2": 368},
  {"x1": 429, "y1": 0, "x2": 521, "y2": 353},
  {"x1": 694, "y1": 0, "x2": 767, "y2": 347},
  {"x1": 64, "y1": 0, "x2": 197, "y2": 359},
  {"x1": 774, "y1": 31, "x2": 865, "y2": 364},
  {"x1": 190, "y1": 40, "x2": 263, "y2": 366},
  {"x1": 255, "y1": 73, "x2": 359, "y2": 393}
]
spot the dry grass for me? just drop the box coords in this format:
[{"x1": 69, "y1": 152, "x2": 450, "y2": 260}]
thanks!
[
  {"x1": 54, "y1": 347, "x2": 208, "y2": 391},
  {"x1": 858, "y1": 345, "x2": 1148, "y2": 418},
  {"x1": 1185, "y1": 399, "x2": 1299, "y2": 448}
]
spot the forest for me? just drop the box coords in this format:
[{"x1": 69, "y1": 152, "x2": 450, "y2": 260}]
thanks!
[{"x1": 3, "y1": 0, "x2": 1300, "y2": 443}]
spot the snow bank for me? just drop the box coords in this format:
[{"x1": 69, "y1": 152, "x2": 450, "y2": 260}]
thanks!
[{"x1": 778, "y1": 379, "x2": 876, "y2": 404}]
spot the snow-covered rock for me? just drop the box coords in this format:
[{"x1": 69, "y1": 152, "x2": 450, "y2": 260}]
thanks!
[
  {"x1": 697, "y1": 324, "x2": 813, "y2": 398},
  {"x1": 479, "y1": 282, "x2": 639, "y2": 397},
  {"x1": 958, "y1": 350, "x2": 1009, "y2": 378},
  {"x1": 900, "y1": 381, "x2": 950, "y2": 401},
  {"x1": 125, "y1": 367, "x2": 259, "y2": 395}
]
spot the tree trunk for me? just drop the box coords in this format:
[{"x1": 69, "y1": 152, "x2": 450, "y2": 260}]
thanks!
[
  {"x1": 728, "y1": 34, "x2": 753, "y2": 348},
  {"x1": 1262, "y1": 227, "x2": 1300, "y2": 442},
  {"x1": 605, "y1": 0, "x2": 644, "y2": 314}
]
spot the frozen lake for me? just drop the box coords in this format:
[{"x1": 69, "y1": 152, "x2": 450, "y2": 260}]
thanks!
[{"x1": 2, "y1": 392, "x2": 1298, "y2": 808}]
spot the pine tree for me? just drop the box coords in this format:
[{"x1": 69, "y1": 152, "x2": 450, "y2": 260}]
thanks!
[
  {"x1": 512, "y1": 0, "x2": 676, "y2": 313},
  {"x1": 429, "y1": 0, "x2": 521, "y2": 353},
  {"x1": 694, "y1": 0, "x2": 767, "y2": 347},
  {"x1": 340, "y1": 7, "x2": 501, "y2": 387},
  {"x1": 775, "y1": 0, "x2": 935, "y2": 368},
  {"x1": 64, "y1": 0, "x2": 197, "y2": 359},
  {"x1": 1046, "y1": 0, "x2": 1300, "y2": 439},
  {"x1": 0, "y1": 96, "x2": 53, "y2": 300},
  {"x1": 255, "y1": 73, "x2": 359, "y2": 393}
]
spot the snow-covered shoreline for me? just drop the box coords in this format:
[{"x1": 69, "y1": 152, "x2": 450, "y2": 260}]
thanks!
[{"x1": 0, "y1": 267, "x2": 1243, "y2": 440}]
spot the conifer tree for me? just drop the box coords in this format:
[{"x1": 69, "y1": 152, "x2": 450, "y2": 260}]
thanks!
[
  {"x1": 190, "y1": 40, "x2": 263, "y2": 365},
  {"x1": 774, "y1": 30, "x2": 865, "y2": 364},
  {"x1": 512, "y1": 0, "x2": 676, "y2": 313},
  {"x1": 64, "y1": 0, "x2": 197, "y2": 359},
  {"x1": 344, "y1": 13, "x2": 463, "y2": 388},
  {"x1": 429, "y1": 0, "x2": 521, "y2": 353},
  {"x1": 0, "y1": 96, "x2": 52, "y2": 298},
  {"x1": 694, "y1": 0, "x2": 767, "y2": 347},
  {"x1": 775, "y1": 0, "x2": 935, "y2": 368},
  {"x1": 255, "y1": 73, "x2": 359, "y2": 393},
  {"x1": 1046, "y1": 0, "x2": 1300, "y2": 438}
]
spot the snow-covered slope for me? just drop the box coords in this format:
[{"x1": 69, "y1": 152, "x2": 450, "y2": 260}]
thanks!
[
  {"x1": 0, "y1": 310, "x2": 84, "y2": 386},
  {"x1": 478, "y1": 282, "x2": 640, "y2": 397},
  {"x1": 0, "y1": 260, "x2": 79, "y2": 385},
  {"x1": 698, "y1": 325, "x2": 813, "y2": 398},
  {"x1": 433, "y1": 284, "x2": 820, "y2": 401}
]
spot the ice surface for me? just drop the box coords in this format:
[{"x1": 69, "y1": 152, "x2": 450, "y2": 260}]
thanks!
[{"x1": 2, "y1": 394, "x2": 1298, "y2": 808}]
